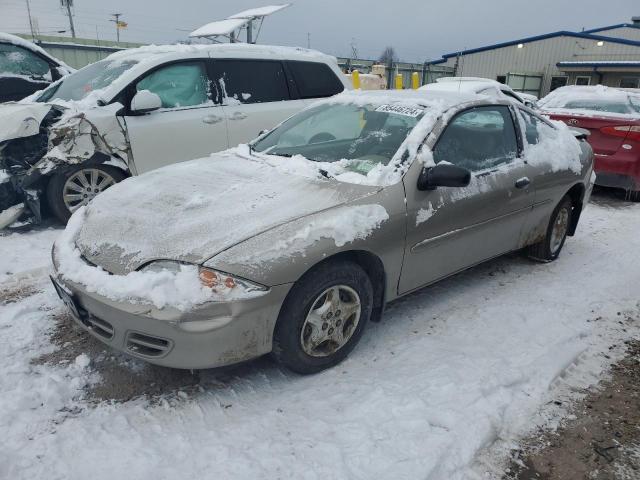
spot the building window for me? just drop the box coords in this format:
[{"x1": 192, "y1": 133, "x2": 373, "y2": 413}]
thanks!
[
  {"x1": 620, "y1": 77, "x2": 640, "y2": 88},
  {"x1": 496, "y1": 75, "x2": 506, "y2": 84},
  {"x1": 506, "y1": 72, "x2": 543, "y2": 97},
  {"x1": 575, "y1": 76, "x2": 591, "y2": 86},
  {"x1": 550, "y1": 76, "x2": 568, "y2": 91}
]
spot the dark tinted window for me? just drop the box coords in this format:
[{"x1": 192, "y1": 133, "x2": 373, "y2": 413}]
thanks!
[
  {"x1": 434, "y1": 106, "x2": 518, "y2": 171},
  {"x1": 213, "y1": 59, "x2": 290, "y2": 104},
  {"x1": 286, "y1": 61, "x2": 344, "y2": 99}
]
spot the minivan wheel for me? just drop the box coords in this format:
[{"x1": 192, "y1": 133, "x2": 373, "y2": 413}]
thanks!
[
  {"x1": 527, "y1": 195, "x2": 573, "y2": 262},
  {"x1": 47, "y1": 164, "x2": 125, "y2": 223},
  {"x1": 272, "y1": 261, "x2": 373, "y2": 374}
]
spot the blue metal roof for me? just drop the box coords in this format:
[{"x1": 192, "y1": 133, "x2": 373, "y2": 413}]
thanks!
[
  {"x1": 557, "y1": 61, "x2": 640, "y2": 69},
  {"x1": 426, "y1": 30, "x2": 640, "y2": 65},
  {"x1": 582, "y1": 23, "x2": 640, "y2": 34}
]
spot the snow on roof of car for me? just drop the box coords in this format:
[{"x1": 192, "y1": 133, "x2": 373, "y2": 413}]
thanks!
[
  {"x1": 106, "y1": 42, "x2": 335, "y2": 63},
  {"x1": 0, "y1": 32, "x2": 73, "y2": 72},
  {"x1": 325, "y1": 88, "x2": 481, "y2": 109},
  {"x1": 539, "y1": 85, "x2": 640, "y2": 118}
]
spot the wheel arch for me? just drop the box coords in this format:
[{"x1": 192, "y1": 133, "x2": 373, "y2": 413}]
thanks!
[{"x1": 565, "y1": 182, "x2": 586, "y2": 236}]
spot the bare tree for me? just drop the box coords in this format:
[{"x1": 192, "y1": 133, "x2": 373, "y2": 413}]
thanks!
[{"x1": 378, "y1": 46, "x2": 397, "y2": 65}]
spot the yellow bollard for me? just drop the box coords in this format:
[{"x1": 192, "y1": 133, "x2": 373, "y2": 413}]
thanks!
[
  {"x1": 412, "y1": 72, "x2": 420, "y2": 90},
  {"x1": 395, "y1": 73, "x2": 403, "y2": 90},
  {"x1": 352, "y1": 70, "x2": 361, "y2": 90}
]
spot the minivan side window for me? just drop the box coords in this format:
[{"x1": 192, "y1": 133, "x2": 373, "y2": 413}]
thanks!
[
  {"x1": 0, "y1": 43, "x2": 50, "y2": 78},
  {"x1": 136, "y1": 62, "x2": 210, "y2": 109},
  {"x1": 213, "y1": 60, "x2": 290, "y2": 104},
  {"x1": 433, "y1": 106, "x2": 518, "y2": 171},
  {"x1": 286, "y1": 61, "x2": 344, "y2": 99}
]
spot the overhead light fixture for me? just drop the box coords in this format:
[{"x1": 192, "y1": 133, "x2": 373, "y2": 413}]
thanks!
[
  {"x1": 517, "y1": 43, "x2": 524, "y2": 49},
  {"x1": 596, "y1": 40, "x2": 604, "y2": 46}
]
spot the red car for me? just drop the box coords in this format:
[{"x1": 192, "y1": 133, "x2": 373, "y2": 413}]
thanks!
[{"x1": 539, "y1": 86, "x2": 640, "y2": 201}]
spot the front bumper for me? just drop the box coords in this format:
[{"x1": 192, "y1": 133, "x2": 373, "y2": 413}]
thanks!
[{"x1": 51, "y1": 272, "x2": 292, "y2": 370}]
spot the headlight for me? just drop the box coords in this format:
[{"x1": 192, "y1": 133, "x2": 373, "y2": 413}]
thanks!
[
  {"x1": 140, "y1": 261, "x2": 267, "y2": 296},
  {"x1": 198, "y1": 267, "x2": 267, "y2": 294}
]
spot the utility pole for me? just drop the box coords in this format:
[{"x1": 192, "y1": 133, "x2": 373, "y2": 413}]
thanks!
[
  {"x1": 110, "y1": 13, "x2": 123, "y2": 42},
  {"x1": 60, "y1": 0, "x2": 76, "y2": 38},
  {"x1": 25, "y1": 0, "x2": 35, "y2": 39}
]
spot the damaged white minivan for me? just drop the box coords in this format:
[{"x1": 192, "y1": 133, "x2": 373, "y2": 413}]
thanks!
[{"x1": 0, "y1": 43, "x2": 349, "y2": 226}]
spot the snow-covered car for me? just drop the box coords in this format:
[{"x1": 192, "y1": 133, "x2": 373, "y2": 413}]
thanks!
[
  {"x1": 422, "y1": 77, "x2": 535, "y2": 107},
  {"x1": 51, "y1": 89, "x2": 594, "y2": 374},
  {"x1": 0, "y1": 43, "x2": 349, "y2": 227},
  {"x1": 0, "y1": 32, "x2": 73, "y2": 103},
  {"x1": 539, "y1": 85, "x2": 640, "y2": 200}
]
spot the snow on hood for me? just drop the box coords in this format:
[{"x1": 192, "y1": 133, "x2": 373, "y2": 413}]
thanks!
[
  {"x1": 0, "y1": 103, "x2": 52, "y2": 142},
  {"x1": 74, "y1": 153, "x2": 380, "y2": 275}
]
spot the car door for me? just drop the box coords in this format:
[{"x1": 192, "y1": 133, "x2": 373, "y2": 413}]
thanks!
[
  {"x1": 123, "y1": 60, "x2": 228, "y2": 174},
  {"x1": 211, "y1": 59, "x2": 309, "y2": 147},
  {"x1": 399, "y1": 104, "x2": 535, "y2": 295},
  {"x1": 0, "y1": 43, "x2": 52, "y2": 102}
]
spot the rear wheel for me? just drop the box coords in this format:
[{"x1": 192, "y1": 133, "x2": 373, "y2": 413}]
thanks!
[
  {"x1": 47, "y1": 164, "x2": 125, "y2": 223},
  {"x1": 527, "y1": 195, "x2": 573, "y2": 262},
  {"x1": 272, "y1": 261, "x2": 373, "y2": 374}
]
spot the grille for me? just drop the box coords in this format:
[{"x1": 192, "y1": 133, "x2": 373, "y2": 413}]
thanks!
[
  {"x1": 126, "y1": 332, "x2": 172, "y2": 358},
  {"x1": 85, "y1": 315, "x2": 114, "y2": 340}
]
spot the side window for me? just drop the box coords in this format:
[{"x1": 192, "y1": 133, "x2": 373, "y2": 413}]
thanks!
[
  {"x1": 213, "y1": 60, "x2": 290, "y2": 104},
  {"x1": 0, "y1": 43, "x2": 50, "y2": 78},
  {"x1": 136, "y1": 62, "x2": 210, "y2": 109},
  {"x1": 286, "y1": 61, "x2": 344, "y2": 99},
  {"x1": 519, "y1": 109, "x2": 556, "y2": 146},
  {"x1": 433, "y1": 106, "x2": 518, "y2": 171}
]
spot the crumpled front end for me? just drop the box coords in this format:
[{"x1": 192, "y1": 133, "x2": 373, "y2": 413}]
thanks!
[{"x1": 0, "y1": 102, "x2": 130, "y2": 229}]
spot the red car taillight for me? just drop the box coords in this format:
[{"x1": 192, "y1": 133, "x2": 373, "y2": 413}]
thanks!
[{"x1": 600, "y1": 125, "x2": 640, "y2": 142}]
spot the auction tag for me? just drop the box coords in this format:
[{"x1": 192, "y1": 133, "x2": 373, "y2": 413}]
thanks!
[{"x1": 375, "y1": 104, "x2": 423, "y2": 117}]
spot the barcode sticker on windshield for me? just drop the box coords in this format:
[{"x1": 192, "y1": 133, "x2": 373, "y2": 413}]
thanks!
[{"x1": 375, "y1": 104, "x2": 423, "y2": 117}]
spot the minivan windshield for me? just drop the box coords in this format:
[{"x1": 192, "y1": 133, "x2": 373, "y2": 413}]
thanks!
[
  {"x1": 37, "y1": 58, "x2": 138, "y2": 103},
  {"x1": 252, "y1": 102, "x2": 424, "y2": 173}
]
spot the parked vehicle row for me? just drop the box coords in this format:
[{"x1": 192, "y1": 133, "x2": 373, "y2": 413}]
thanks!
[{"x1": 0, "y1": 43, "x2": 349, "y2": 225}]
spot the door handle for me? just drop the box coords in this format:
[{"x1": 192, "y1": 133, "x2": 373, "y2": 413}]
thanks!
[
  {"x1": 229, "y1": 111, "x2": 248, "y2": 121},
  {"x1": 515, "y1": 177, "x2": 531, "y2": 189},
  {"x1": 202, "y1": 115, "x2": 222, "y2": 124}
]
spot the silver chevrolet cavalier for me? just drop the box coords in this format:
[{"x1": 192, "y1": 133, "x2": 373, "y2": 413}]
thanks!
[{"x1": 51, "y1": 90, "x2": 594, "y2": 374}]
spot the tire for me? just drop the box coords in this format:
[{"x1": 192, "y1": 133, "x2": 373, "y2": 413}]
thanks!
[
  {"x1": 527, "y1": 195, "x2": 573, "y2": 262},
  {"x1": 47, "y1": 164, "x2": 126, "y2": 223},
  {"x1": 272, "y1": 261, "x2": 373, "y2": 374},
  {"x1": 627, "y1": 190, "x2": 640, "y2": 202}
]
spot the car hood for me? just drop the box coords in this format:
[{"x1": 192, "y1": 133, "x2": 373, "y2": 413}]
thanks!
[
  {"x1": 75, "y1": 152, "x2": 380, "y2": 275},
  {"x1": 0, "y1": 103, "x2": 53, "y2": 142}
]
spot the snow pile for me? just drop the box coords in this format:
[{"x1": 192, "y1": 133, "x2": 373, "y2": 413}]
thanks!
[
  {"x1": 539, "y1": 85, "x2": 639, "y2": 118},
  {"x1": 242, "y1": 204, "x2": 389, "y2": 262},
  {"x1": 416, "y1": 199, "x2": 443, "y2": 225},
  {"x1": 0, "y1": 227, "x2": 61, "y2": 283},
  {"x1": 55, "y1": 208, "x2": 215, "y2": 310}
]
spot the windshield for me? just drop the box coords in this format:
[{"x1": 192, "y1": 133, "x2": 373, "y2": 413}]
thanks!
[
  {"x1": 37, "y1": 58, "x2": 138, "y2": 102},
  {"x1": 547, "y1": 98, "x2": 635, "y2": 115},
  {"x1": 253, "y1": 103, "x2": 424, "y2": 174}
]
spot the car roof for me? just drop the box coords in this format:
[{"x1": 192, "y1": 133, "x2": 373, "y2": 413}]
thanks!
[
  {"x1": 324, "y1": 88, "x2": 488, "y2": 110},
  {"x1": 0, "y1": 31, "x2": 73, "y2": 71}
]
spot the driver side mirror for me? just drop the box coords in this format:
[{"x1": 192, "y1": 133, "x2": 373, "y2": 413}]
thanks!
[
  {"x1": 417, "y1": 163, "x2": 471, "y2": 191},
  {"x1": 131, "y1": 90, "x2": 162, "y2": 114}
]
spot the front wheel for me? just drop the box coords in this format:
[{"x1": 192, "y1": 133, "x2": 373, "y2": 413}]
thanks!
[
  {"x1": 46, "y1": 164, "x2": 125, "y2": 223},
  {"x1": 272, "y1": 261, "x2": 373, "y2": 374},
  {"x1": 527, "y1": 195, "x2": 573, "y2": 262}
]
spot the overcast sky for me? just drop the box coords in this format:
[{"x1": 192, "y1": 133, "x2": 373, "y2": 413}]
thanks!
[{"x1": 1, "y1": 0, "x2": 638, "y2": 61}]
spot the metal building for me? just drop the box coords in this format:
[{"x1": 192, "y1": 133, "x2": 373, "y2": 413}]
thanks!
[
  {"x1": 15, "y1": 34, "x2": 145, "y2": 69},
  {"x1": 426, "y1": 18, "x2": 640, "y2": 97}
]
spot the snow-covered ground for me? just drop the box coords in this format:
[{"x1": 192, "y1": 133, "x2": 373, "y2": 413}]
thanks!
[{"x1": 1, "y1": 197, "x2": 639, "y2": 479}]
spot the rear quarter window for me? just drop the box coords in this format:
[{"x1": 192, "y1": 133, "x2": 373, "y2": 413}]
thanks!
[
  {"x1": 212, "y1": 59, "x2": 290, "y2": 104},
  {"x1": 286, "y1": 61, "x2": 344, "y2": 99}
]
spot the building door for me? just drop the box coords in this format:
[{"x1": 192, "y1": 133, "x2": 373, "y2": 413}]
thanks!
[{"x1": 506, "y1": 72, "x2": 543, "y2": 97}]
